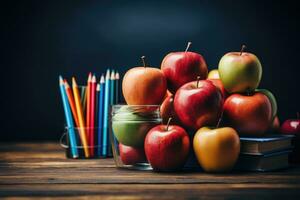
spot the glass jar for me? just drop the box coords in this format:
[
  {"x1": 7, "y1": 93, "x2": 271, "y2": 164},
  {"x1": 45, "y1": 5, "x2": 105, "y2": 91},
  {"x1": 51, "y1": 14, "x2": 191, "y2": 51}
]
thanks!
[
  {"x1": 110, "y1": 105, "x2": 162, "y2": 170},
  {"x1": 61, "y1": 127, "x2": 106, "y2": 159}
]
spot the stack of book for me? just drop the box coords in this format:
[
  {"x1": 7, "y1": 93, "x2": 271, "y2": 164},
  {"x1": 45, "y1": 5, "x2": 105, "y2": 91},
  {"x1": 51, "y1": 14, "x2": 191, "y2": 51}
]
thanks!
[{"x1": 236, "y1": 135, "x2": 294, "y2": 171}]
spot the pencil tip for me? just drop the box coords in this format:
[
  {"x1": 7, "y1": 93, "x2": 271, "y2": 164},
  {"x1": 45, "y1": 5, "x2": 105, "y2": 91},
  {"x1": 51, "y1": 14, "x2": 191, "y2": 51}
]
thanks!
[
  {"x1": 92, "y1": 75, "x2": 96, "y2": 82},
  {"x1": 115, "y1": 72, "x2": 120, "y2": 79},
  {"x1": 88, "y1": 73, "x2": 92, "y2": 82},
  {"x1": 72, "y1": 77, "x2": 77, "y2": 86},
  {"x1": 110, "y1": 71, "x2": 115, "y2": 80},
  {"x1": 106, "y1": 70, "x2": 110, "y2": 79},
  {"x1": 100, "y1": 75, "x2": 105, "y2": 83},
  {"x1": 59, "y1": 76, "x2": 64, "y2": 85},
  {"x1": 97, "y1": 83, "x2": 100, "y2": 91},
  {"x1": 64, "y1": 80, "x2": 70, "y2": 88}
]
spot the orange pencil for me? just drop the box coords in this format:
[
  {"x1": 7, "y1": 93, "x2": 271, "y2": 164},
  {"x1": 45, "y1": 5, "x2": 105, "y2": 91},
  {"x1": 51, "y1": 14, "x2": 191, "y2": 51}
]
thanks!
[
  {"x1": 64, "y1": 79, "x2": 79, "y2": 127},
  {"x1": 86, "y1": 73, "x2": 92, "y2": 144},
  {"x1": 72, "y1": 77, "x2": 90, "y2": 158},
  {"x1": 89, "y1": 75, "x2": 96, "y2": 156}
]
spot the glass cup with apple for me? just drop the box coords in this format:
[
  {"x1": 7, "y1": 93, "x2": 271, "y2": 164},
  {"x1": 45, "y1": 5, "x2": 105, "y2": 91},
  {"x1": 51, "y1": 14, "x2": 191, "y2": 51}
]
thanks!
[{"x1": 110, "y1": 105, "x2": 162, "y2": 170}]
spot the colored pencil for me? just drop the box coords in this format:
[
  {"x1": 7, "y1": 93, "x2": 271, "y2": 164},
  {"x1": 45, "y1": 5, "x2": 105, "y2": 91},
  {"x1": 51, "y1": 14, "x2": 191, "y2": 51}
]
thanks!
[
  {"x1": 108, "y1": 71, "x2": 115, "y2": 156},
  {"x1": 115, "y1": 72, "x2": 120, "y2": 104},
  {"x1": 96, "y1": 83, "x2": 100, "y2": 125},
  {"x1": 64, "y1": 80, "x2": 79, "y2": 127},
  {"x1": 86, "y1": 73, "x2": 92, "y2": 145},
  {"x1": 95, "y1": 83, "x2": 100, "y2": 154},
  {"x1": 97, "y1": 75, "x2": 105, "y2": 157},
  {"x1": 89, "y1": 75, "x2": 96, "y2": 157},
  {"x1": 81, "y1": 86, "x2": 87, "y2": 114},
  {"x1": 102, "y1": 69, "x2": 110, "y2": 156},
  {"x1": 110, "y1": 70, "x2": 115, "y2": 105},
  {"x1": 59, "y1": 76, "x2": 78, "y2": 158},
  {"x1": 72, "y1": 77, "x2": 90, "y2": 158}
]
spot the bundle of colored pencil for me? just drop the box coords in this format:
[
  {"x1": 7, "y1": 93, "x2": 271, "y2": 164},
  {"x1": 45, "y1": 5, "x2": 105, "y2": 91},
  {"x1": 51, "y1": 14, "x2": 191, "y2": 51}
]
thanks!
[{"x1": 58, "y1": 70, "x2": 121, "y2": 158}]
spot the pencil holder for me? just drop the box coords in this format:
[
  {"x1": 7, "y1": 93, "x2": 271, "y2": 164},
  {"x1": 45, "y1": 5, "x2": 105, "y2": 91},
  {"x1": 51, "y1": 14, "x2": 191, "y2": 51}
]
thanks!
[
  {"x1": 110, "y1": 105, "x2": 162, "y2": 170},
  {"x1": 60, "y1": 127, "x2": 113, "y2": 159}
]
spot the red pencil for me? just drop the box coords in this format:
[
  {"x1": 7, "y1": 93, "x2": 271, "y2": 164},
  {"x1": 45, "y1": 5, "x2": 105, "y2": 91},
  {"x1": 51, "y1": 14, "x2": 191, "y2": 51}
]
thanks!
[
  {"x1": 86, "y1": 73, "x2": 92, "y2": 146},
  {"x1": 89, "y1": 75, "x2": 96, "y2": 156}
]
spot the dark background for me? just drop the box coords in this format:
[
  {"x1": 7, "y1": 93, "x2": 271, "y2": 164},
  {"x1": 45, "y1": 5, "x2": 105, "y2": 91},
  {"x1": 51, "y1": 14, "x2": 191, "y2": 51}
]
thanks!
[{"x1": 1, "y1": 0, "x2": 299, "y2": 141}]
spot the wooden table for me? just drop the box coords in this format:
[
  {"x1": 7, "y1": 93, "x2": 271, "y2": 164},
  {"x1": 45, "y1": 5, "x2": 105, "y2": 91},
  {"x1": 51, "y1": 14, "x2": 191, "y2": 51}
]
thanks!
[{"x1": 0, "y1": 143, "x2": 300, "y2": 199}]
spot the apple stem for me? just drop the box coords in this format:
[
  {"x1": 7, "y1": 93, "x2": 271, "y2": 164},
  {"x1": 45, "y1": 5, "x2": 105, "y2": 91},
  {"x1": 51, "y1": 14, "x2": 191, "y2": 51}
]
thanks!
[
  {"x1": 196, "y1": 76, "x2": 201, "y2": 88},
  {"x1": 166, "y1": 117, "x2": 172, "y2": 131},
  {"x1": 240, "y1": 45, "x2": 246, "y2": 56},
  {"x1": 185, "y1": 42, "x2": 192, "y2": 52},
  {"x1": 141, "y1": 56, "x2": 146, "y2": 68}
]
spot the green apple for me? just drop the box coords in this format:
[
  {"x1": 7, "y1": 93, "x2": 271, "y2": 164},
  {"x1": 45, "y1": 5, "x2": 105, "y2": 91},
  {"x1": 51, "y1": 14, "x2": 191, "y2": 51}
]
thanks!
[
  {"x1": 218, "y1": 45, "x2": 262, "y2": 93},
  {"x1": 113, "y1": 121, "x2": 159, "y2": 147},
  {"x1": 256, "y1": 89, "x2": 277, "y2": 121},
  {"x1": 112, "y1": 107, "x2": 161, "y2": 147},
  {"x1": 207, "y1": 69, "x2": 220, "y2": 79}
]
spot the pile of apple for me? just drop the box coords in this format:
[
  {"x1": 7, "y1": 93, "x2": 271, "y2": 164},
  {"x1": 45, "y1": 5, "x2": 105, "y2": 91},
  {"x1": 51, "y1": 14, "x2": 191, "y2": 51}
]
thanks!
[{"x1": 121, "y1": 42, "x2": 278, "y2": 172}]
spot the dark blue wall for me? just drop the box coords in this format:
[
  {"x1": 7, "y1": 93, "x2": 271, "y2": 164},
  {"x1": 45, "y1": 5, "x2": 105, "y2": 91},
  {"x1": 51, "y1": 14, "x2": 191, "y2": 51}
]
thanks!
[{"x1": 1, "y1": 0, "x2": 299, "y2": 140}]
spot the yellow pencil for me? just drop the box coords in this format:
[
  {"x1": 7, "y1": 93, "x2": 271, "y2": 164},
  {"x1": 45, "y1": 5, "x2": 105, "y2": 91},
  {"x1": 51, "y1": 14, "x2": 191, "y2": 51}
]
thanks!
[{"x1": 72, "y1": 77, "x2": 90, "y2": 158}]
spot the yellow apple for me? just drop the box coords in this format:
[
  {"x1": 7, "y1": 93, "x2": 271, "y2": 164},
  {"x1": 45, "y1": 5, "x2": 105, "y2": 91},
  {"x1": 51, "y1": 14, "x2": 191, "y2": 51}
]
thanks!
[
  {"x1": 207, "y1": 69, "x2": 220, "y2": 79},
  {"x1": 193, "y1": 127, "x2": 240, "y2": 172}
]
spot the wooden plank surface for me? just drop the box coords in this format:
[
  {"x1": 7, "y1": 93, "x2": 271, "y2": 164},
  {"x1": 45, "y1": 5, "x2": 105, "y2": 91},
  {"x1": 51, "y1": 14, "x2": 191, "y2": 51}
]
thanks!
[{"x1": 0, "y1": 142, "x2": 300, "y2": 199}]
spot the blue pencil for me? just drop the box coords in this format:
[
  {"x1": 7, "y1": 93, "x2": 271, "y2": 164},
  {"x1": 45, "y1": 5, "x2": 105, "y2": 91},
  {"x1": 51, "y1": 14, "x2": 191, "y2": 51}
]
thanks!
[
  {"x1": 108, "y1": 70, "x2": 115, "y2": 156},
  {"x1": 97, "y1": 75, "x2": 105, "y2": 157},
  {"x1": 59, "y1": 76, "x2": 78, "y2": 158},
  {"x1": 102, "y1": 69, "x2": 110, "y2": 156}
]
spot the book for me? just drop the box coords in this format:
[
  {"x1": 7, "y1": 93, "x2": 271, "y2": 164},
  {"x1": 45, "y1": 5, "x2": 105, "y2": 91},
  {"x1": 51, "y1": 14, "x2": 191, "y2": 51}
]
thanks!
[
  {"x1": 235, "y1": 150, "x2": 291, "y2": 171},
  {"x1": 240, "y1": 135, "x2": 294, "y2": 155}
]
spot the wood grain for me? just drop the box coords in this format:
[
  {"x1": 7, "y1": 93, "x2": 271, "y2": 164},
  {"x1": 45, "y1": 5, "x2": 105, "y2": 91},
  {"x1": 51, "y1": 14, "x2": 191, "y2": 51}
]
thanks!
[{"x1": 0, "y1": 142, "x2": 300, "y2": 199}]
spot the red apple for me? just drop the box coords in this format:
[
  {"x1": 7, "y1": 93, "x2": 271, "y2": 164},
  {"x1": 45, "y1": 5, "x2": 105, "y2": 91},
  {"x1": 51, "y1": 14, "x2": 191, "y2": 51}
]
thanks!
[
  {"x1": 161, "y1": 42, "x2": 208, "y2": 93},
  {"x1": 160, "y1": 94, "x2": 181, "y2": 125},
  {"x1": 144, "y1": 119, "x2": 190, "y2": 171},
  {"x1": 207, "y1": 79, "x2": 228, "y2": 99},
  {"x1": 223, "y1": 92, "x2": 272, "y2": 136},
  {"x1": 281, "y1": 113, "x2": 300, "y2": 163},
  {"x1": 280, "y1": 113, "x2": 300, "y2": 136},
  {"x1": 119, "y1": 143, "x2": 147, "y2": 165},
  {"x1": 122, "y1": 56, "x2": 167, "y2": 105},
  {"x1": 174, "y1": 79, "x2": 223, "y2": 130}
]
